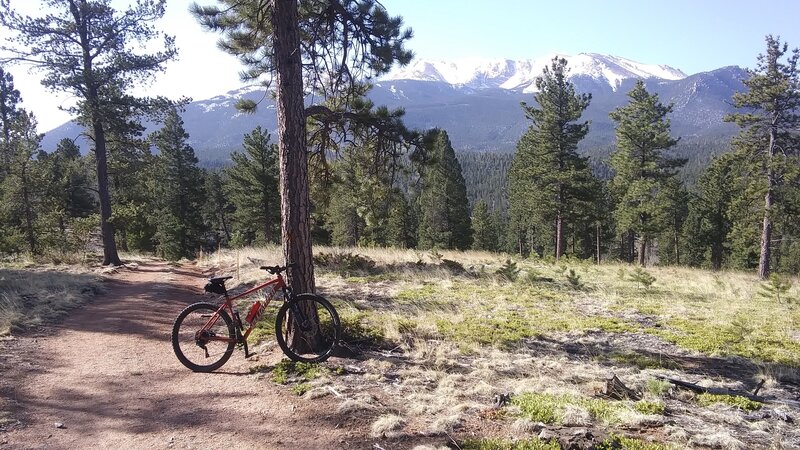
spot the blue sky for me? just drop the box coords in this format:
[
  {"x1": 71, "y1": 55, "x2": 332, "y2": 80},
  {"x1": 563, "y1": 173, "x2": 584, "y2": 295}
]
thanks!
[
  {"x1": 381, "y1": 0, "x2": 800, "y2": 74},
  {"x1": 5, "y1": 0, "x2": 800, "y2": 131}
]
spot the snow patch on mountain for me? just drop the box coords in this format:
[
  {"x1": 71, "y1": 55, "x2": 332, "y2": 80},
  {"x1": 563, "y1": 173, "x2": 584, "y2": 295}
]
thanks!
[{"x1": 383, "y1": 53, "x2": 687, "y2": 92}]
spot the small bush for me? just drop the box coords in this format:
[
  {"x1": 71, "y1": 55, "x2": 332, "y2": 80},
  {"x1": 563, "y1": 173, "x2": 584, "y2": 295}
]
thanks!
[
  {"x1": 645, "y1": 378, "x2": 671, "y2": 397},
  {"x1": 629, "y1": 267, "x2": 656, "y2": 289},
  {"x1": 565, "y1": 268, "x2": 582, "y2": 288},
  {"x1": 496, "y1": 259, "x2": 520, "y2": 281},
  {"x1": 757, "y1": 273, "x2": 793, "y2": 304}
]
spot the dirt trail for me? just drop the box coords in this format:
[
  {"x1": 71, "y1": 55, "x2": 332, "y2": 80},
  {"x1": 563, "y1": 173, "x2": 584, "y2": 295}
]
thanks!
[{"x1": 0, "y1": 262, "x2": 361, "y2": 450}]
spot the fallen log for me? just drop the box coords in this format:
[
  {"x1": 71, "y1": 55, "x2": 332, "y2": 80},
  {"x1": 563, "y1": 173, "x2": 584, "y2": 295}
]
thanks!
[{"x1": 656, "y1": 375, "x2": 800, "y2": 410}]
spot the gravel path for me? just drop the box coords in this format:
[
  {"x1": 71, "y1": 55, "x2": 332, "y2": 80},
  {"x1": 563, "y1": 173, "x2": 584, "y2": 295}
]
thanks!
[{"x1": 0, "y1": 262, "x2": 357, "y2": 450}]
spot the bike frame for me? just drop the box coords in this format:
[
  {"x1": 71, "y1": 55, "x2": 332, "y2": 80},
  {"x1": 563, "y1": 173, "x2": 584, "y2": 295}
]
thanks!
[{"x1": 200, "y1": 273, "x2": 288, "y2": 344}]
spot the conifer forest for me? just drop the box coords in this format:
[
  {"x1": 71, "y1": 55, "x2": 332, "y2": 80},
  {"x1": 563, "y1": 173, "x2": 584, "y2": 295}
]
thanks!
[{"x1": 0, "y1": 1, "x2": 798, "y2": 284}]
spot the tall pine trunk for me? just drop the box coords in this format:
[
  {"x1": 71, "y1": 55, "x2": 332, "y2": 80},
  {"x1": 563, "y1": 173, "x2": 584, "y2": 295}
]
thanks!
[
  {"x1": 273, "y1": 0, "x2": 318, "y2": 351},
  {"x1": 93, "y1": 120, "x2": 122, "y2": 266},
  {"x1": 758, "y1": 119, "x2": 778, "y2": 279},
  {"x1": 555, "y1": 213, "x2": 563, "y2": 262},
  {"x1": 273, "y1": 0, "x2": 314, "y2": 294},
  {"x1": 638, "y1": 236, "x2": 647, "y2": 266}
]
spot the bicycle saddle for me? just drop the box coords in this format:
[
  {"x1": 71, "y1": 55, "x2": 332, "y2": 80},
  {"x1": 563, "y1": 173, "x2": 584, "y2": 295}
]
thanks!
[
  {"x1": 209, "y1": 275, "x2": 233, "y2": 284},
  {"x1": 205, "y1": 276, "x2": 232, "y2": 295}
]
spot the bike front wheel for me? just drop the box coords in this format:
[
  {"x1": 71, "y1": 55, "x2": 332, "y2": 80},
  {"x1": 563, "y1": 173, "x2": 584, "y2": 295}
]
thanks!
[
  {"x1": 275, "y1": 294, "x2": 340, "y2": 363},
  {"x1": 172, "y1": 302, "x2": 236, "y2": 372}
]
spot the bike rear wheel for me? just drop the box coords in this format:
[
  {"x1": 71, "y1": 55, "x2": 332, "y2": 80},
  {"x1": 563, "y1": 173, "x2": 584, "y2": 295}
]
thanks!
[
  {"x1": 172, "y1": 302, "x2": 236, "y2": 372},
  {"x1": 275, "y1": 294, "x2": 340, "y2": 363}
]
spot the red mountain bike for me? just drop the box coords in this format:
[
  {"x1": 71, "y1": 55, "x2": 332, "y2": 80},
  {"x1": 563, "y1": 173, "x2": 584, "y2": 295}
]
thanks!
[{"x1": 171, "y1": 263, "x2": 340, "y2": 372}]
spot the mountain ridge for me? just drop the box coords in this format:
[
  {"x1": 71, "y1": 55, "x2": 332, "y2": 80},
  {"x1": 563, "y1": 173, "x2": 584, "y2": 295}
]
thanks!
[
  {"x1": 381, "y1": 53, "x2": 688, "y2": 92},
  {"x1": 40, "y1": 54, "x2": 746, "y2": 173}
]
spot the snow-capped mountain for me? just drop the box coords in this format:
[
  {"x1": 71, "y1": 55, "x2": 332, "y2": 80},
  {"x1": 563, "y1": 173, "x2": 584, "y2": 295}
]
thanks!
[
  {"x1": 382, "y1": 53, "x2": 687, "y2": 92},
  {"x1": 41, "y1": 57, "x2": 745, "y2": 171}
]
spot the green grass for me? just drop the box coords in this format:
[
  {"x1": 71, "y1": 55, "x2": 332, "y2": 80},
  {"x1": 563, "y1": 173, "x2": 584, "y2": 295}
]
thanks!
[
  {"x1": 271, "y1": 359, "x2": 327, "y2": 384},
  {"x1": 597, "y1": 434, "x2": 677, "y2": 450},
  {"x1": 602, "y1": 352, "x2": 680, "y2": 370},
  {"x1": 512, "y1": 392, "x2": 628, "y2": 425},
  {"x1": 634, "y1": 400, "x2": 665, "y2": 415},
  {"x1": 461, "y1": 438, "x2": 560, "y2": 450},
  {"x1": 696, "y1": 393, "x2": 762, "y2": 412}
]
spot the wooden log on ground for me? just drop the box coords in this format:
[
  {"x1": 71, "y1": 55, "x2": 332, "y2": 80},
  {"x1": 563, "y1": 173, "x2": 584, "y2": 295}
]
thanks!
[{"x1": 656, "y1": 375, "x2": 800, "y2": 410}]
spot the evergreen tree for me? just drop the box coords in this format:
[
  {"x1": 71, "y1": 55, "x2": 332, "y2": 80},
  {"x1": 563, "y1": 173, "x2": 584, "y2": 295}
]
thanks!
[
  {"x1": 204, "y1": 170, "x2": 233, "y2": 248},
  {"x1": 193, "y1": 0, "x2": 413, "y2": 295},
  {"x1": 471, "y1": 199, "x2": 499, "y2": 251},
  {"x1": 1, "y1": 0, "x2": 178, "y2": 265},
  {"x1": 609, "y1": 80, "x2": 684, "y2": 266},
  {"x1": 656, "y1": 177, "x2": 689, "y2": 265},
  {"x1": 37, "y1": 138, "x2": 95, "y2": 250},
  {"x1": 224, "y1": 127, "x2": 280, "y2": 246},
  {"x1": 0, "y1": 110, "x2": 43, "y2": 254},
  {"x1": 152, "y1": 108, "x2": 206, "y2": 260},
  {"x1": 683, "y1": 154, "x2": 736, "y2": 269},
  {"x1": 0, "y1": 66, "x2": 21, "y2": 173},
  {"x1": 725, "y1": 35, "x2": 800, "y2": 279},
  {"x1": 507, "y1": 57, "x2": 595, "y2": 260},
  {"x1": 326, "y1": 130, "x2": 414, "y2": 248},
  {"x1": 417, "y1": 129, "x2": 472, "y2": 250},
  {"x1": 106, "y1": 123, "x2": 157, "y2": 253}
]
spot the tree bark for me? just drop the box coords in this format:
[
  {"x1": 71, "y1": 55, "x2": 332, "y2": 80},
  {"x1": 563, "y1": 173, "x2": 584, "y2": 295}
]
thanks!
[
  {"x1": 596, "y1": 222, "x2": 601, "y2": 264},
  {"x1": 555, "y1": 213, "x2": 563, "y2": 262},
  {"x1": 758, "y1": 117, "x2": 778, "y2": 279},
  {"x1": 93, "y1": 119, "x2": 122, "y2": 266},
  {"x1": 273, "y1": 0, "x2": 314, "y2": 295},
  {"x1": 638, "y1": 236, "x2": 647, "y2": 266}
]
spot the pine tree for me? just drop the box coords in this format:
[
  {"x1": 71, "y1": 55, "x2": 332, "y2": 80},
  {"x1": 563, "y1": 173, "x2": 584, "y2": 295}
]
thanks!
[
  {"x1": 203, "y1": 170, "x2": 233, "y2": 248},
  {"x1": 507, "y1": 57, "x2": 595, "y2": 260},
  {"x1": 0, "y1": 66, "x2": 21, "y2": 174},
  {"x1": 0, "y1": 110, "x2": 43, "y2": 254},
  {"x1": 417, "y1": 129, "x2": 472, "y2": 250},
  {"x1": 471, "y1": 199, "x2": 498, "y2": 251},
  {"x1": 725, "y1": 36, "x2": 800, "y2": 279},
  {"x1": 656, "y1": 177, "x2": 689, "y2": 265},
  {"x1": 224, "y1": 126, "x2": 280, "y2": 246},
  {"x1": 1, "y1": 0, "x2": 178, "y2": 265},
  {"x1": 609, "y1": 80, "x2": 683, "y2": 266},
  {"x1": 152, "y1": 108, "x2": 206, "y2": 260},
  {"x1": 37, "y1": 138, "x2": 95, "y2": 250},
  {"x1": 683, "y1": 154, "x2": 736, "y2": 269},
  {"x1": 192, "y1": 0, "x2": 413, "y2": 296},
  {"x1": 106, "y1": 125, "x2": 158, "y2": 253}
]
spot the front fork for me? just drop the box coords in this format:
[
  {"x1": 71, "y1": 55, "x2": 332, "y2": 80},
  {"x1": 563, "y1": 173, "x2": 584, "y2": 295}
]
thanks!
[{"x1": 288, "y1": 300, "x2": 314, "y2": 332}]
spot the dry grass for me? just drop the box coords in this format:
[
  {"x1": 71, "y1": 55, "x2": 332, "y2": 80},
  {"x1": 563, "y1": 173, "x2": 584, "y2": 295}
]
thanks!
[
  {"x1": 0, "y1": 264, "x2": 100, "y2": 335},
  {"x1": 202, "y1": 245, "x2": 800, "y2": 448}
]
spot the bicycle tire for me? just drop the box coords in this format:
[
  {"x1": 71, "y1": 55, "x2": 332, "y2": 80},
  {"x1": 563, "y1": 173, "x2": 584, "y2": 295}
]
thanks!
[
  {"x1": 275, "y1": 294, "x2": 340, "y2": 363},
  {"x1": 172, "y1": 302, "x2": 236, "y2": 372}
]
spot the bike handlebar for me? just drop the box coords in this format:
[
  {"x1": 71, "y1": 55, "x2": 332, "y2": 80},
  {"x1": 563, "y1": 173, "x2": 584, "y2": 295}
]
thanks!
[{"x1": 259, "y1": 263, "x2": 298, "y2": 275}]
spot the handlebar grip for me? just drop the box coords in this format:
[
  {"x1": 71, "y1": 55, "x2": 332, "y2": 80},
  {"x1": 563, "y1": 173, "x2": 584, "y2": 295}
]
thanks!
[{"x1": 258, "y1": 264, "x2": 298, "y2": 274}]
